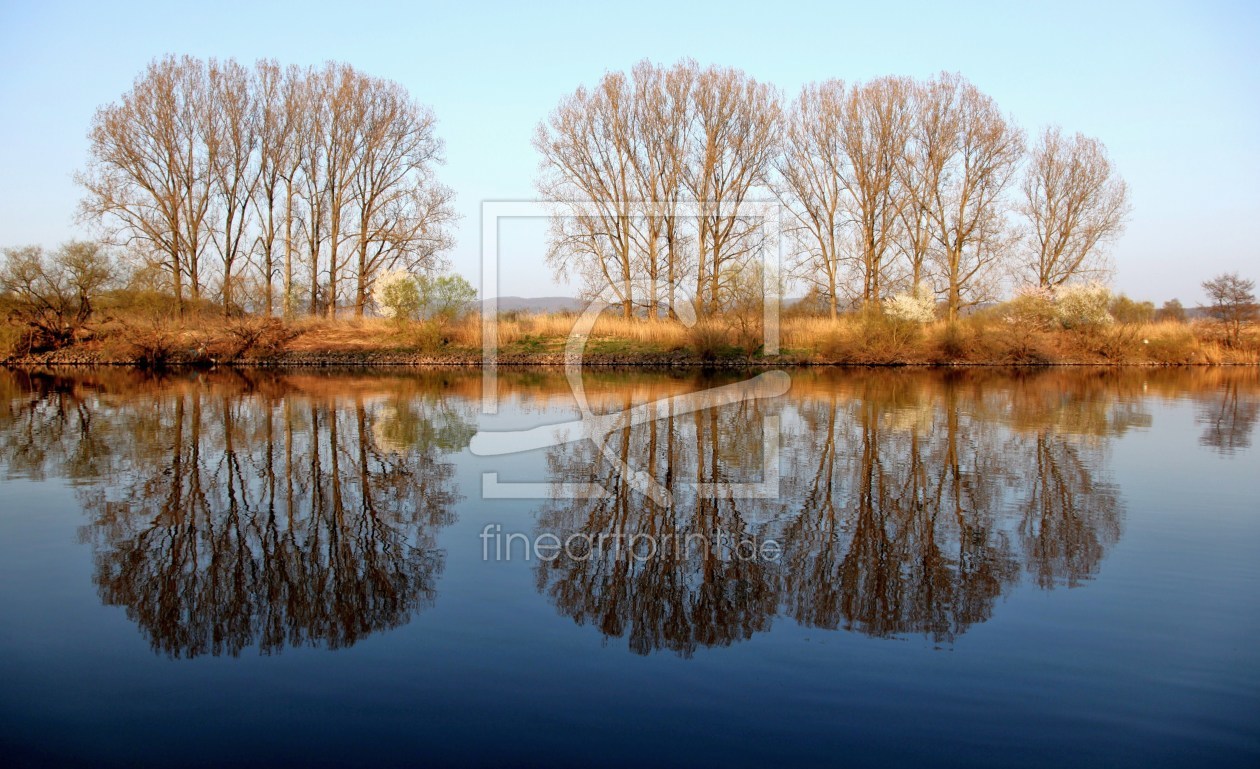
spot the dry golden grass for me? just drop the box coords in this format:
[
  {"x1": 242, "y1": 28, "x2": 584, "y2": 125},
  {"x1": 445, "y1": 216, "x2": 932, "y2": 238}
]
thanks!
[
  {"x1": 287, "y1": 316, "x2": 413, "y2": 351},
  {"x1": 12, "y1": 307, "x2": 1259, "y2": 365}
]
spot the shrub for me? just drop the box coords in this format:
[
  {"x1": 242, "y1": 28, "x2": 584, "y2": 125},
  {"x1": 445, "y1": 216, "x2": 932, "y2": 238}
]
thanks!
[
  {"x1": 1143, "y1": 325, "x2": 1199, "y2": 364},
  {"x1": 1055, "y1": 282, "x2": 1113, "y2": 330},
  {"x1": 1155, "y1": 298, "x2": 1187, "y2": 323},
  {"x1": 992, "y1": 319, "x2": 1055, "y2": 364},
  {"x1": 417, "y1": 273, "x2": 477, "y2": 321},
  {"x1": 852, "y1": 307, "x2": 921, "y2": 363},
  {"x1": 415, "y1": 317, "x2": 465, "y2": 352},
  {"x1": 1090, "y1": 324, "x2": 1141, "y2": 362},
  {"x1": 373, "y1": 270, "x2": 422, "y2": 321},
  {"x1": 935, "y1": 321, "x2": 971, "y2": 361},
  {"x1": 215, "y1": 318, "x2": 300, "y2": 360},
  {"x1": 688, "y1": 321, "x2": 737, "y2": 361},
  {"x1": 107, "y1": 320, "x2": 180, "y2": 367},
  {"x1": 1110, "y1": 294, "x2": 1155, "y2": 324},
  {"x1": 1003, "y1": 286, "x2": 1058, "y2": 331}
]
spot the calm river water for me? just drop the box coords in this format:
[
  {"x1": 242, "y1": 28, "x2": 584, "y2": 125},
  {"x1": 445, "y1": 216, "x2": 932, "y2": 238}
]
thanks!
[{"x1": 0, "y1": 366, "x2": 1257, "y2": 767}]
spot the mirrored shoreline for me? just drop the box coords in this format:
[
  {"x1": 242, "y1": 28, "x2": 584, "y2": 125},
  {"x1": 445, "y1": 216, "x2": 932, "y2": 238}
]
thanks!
[{"x1": 1, "y1": 366, "x2": 1256, "y2": 657}]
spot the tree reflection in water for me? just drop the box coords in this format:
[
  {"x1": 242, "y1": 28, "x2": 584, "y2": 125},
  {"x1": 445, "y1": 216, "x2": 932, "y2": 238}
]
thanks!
[
  {"x1": 535, "y1": 388, "x2": 783, "y2": 657},
  {"x1": 0, "y1": 366, "x2": 1256, "y2": 659},
  {"x1": 0, "y1": 369, "x2": 473, "y2": 657},
  {"x1": 537, "y1": 369, "x2": 1258, "y2": 655}
]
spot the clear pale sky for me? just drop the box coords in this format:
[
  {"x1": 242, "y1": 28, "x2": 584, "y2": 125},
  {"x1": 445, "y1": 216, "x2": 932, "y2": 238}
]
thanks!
[{"x1": 1, "y1": 0, "x2": 1257, "y2": 304}]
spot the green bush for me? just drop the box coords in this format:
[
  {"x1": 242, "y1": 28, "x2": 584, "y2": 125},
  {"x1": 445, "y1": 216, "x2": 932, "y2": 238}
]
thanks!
[
  {"x1": 417, "y1": 273, "x2": 477, "y2": 321},
  {"x1": 1110, "y1": 294, "x2": 1155, "y2": 324},
  {"x1": 1156, "y1": 299, "x2": 1187, "y2": 323},
  {"x1": 373, "y1": 270, "x2": 423, "y2": 321}
]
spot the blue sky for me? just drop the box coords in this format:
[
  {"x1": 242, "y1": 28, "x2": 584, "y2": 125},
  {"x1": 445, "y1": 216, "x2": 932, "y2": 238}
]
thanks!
[{"x1": 1, "y1": 0, "x2": 1257, "y2": 303}]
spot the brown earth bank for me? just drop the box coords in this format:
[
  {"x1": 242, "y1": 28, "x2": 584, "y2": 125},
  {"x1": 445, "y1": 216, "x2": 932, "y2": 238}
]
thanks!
[
  {"x1": 3, "y1": 314, "x2": 1258, "y2": 368},
  {"x1": 8, "y1": 349, "x2": 1260, "y2": 369}
]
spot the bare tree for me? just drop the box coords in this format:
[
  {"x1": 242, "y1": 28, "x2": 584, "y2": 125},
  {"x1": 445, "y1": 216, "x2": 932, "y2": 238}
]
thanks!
[
  {"x1": 79, "y1": 57, "x2": 454, "y2": 319},
  {"x1": 319, "y1": 64, "x2": 364, "y2": 317},
  {"x1": 907, "y1": 73, "x2": 1024, "y2": 321},
  {"x1": 1202, "y1": 272, "x2": 1257, "y2": 345},
  {"x1": 206, "y1": 58, "x2": 259, "y2": 314},
  {"x1": 0, "y1": 242, "x2": 114, "y2": 346},
  {"x1": 252, "y1": 60, "x2": 299, "y2": 316},
  {"x1": 775, "y1": 80, "x2": 847, "y2": 318},
  {"x1": 629, "y1": 60, "x2": 693, "y2": 319},
  {"x1": 777, "y1": 76, "x2": 914, "y2": 316},
  {"x1": 349, "y1": 76, "x2": 455, "y2": 315},
  {"x1": 535, "y1": 71, "x2": 640, "y2": 317},
  {"x1": 839, "y1": 76, "x2": 914, "y2": 305},
  {"x1": 78, "y1": 56, "x2": 213, "y2": 312},
  {"x1": 1020, "y1": 126, "x2": 1130, "y2": 287},
  {"x1": 685, "y1": 65, "x2": 780, "y2": 315}
]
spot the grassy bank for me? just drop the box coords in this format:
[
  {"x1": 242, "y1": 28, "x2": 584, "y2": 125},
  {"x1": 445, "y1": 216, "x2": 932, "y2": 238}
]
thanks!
[{"x1": 5, "y1": 311, "x2": 1258, "y2": 367}]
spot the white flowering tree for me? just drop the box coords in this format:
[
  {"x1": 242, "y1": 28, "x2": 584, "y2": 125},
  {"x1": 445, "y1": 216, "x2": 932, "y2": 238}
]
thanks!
[
  {"x1": 1055, "y1": 282, "x2": 1113, "y2": 329},
  {"x1": 884, "y1": 284, "x2": 937, "y2": 324}
]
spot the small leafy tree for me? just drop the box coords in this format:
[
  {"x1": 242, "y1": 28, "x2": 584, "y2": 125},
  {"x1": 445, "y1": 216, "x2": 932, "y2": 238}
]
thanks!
[
  {"x1": 417, "y1": 273, "x2": 477, "y2": 321},
  {"x1": 1109, "y1": 294, "x2": 1154, "y2": 324},
  {"x1": 372, "y1": 269, "x2": 422, "y2": 321},
  {"x1": 1156, "y1": 298, "x2": 1186, "y2": 323},
  {"x1": 1201, "y1": 272, "x2": 1257, "y2": 346}
]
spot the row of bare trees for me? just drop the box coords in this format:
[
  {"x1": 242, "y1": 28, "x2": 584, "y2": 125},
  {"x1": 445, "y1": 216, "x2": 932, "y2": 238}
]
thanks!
[
  {"x1": 536, "y1": 61, "x2": 1130, "y2": 320},
  {"x1": 77, "y1": 56, "x2": 456, "y2": 317}
]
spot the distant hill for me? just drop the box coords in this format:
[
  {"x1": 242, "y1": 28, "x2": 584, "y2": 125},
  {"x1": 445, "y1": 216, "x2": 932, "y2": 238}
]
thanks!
[{"x1": 480, "y1": 296, "x2": 587, "y2": 314}]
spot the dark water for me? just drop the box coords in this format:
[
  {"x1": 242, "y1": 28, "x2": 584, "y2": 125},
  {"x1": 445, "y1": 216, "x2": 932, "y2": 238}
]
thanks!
[{"x1": 0, "y1": 366, "x2": 1257, "y2": 768}]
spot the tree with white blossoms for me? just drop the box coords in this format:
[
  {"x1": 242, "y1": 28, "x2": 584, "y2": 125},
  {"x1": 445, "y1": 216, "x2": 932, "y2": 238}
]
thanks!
[
  {"x1": 373, "y1": 269, "x2": 421, "y2": 321},
  {"x1": 1054, "y1": 282, "x2": 1113, "y2": 329},
  {"x1": 884, "y1": 284, "x2": 937, "y2": 324}
]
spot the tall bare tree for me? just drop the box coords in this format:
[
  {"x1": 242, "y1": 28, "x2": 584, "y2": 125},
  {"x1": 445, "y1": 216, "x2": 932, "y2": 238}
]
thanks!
[
  {"x1": 1020, "y1": 126, "x2": 1130, "y2": 288},
  {"x1": 776, "y1": 76, "x2": 913, "y2": 316},
  {"x1": 535, "y1": 71, "x2": 640, "y2": 317},
  {"x1": 252, "y1": 60, "x2": 299, "y2": 316},
  {"x1": 839, "y1": 76, "x2": 914, "y2": 304},
  {"x1": 206, "y1": 58, "x2": 259, "y2": 314},
  {"x1": 349, "y1": 77, "x2": 454, "y2": 315},
  {"x1": 78, "y1": 55, "x2": 214, "y2": 312},
  {"x1": 77, "y1": 57, "x2": 454, "y2": 318},
  {"x1": 319, "y1": 64, "x2": 364, "y2": 317},
  {"x1": 907, "y1": 73, "x2": 1024, "y2": 321},
  {"x1": 775, "y1": 80, "x2": 847, "y2": 318},
  {"x1": 629, "y1": 60, "x2": 693, "y2": 319},
  {"x1": 685, "y1": 65, "x2": 780, "y2": 315}
]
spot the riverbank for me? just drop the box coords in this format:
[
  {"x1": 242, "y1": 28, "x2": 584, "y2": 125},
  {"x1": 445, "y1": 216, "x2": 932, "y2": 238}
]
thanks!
[{"x1": 3, "y1": 314, "x2": 1258, "y2": 367}]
